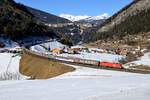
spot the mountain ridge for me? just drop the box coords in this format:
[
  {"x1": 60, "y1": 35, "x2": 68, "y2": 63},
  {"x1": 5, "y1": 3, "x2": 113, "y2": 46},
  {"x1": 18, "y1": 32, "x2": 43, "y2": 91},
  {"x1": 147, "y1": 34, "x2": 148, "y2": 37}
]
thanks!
[
  {"x1": 27, "y1": 7, "x2": 71, "y2": 24},
  {"x1": 87, "y1": 0, "x2": 150, "y2": 42},
  {"x1": 0, "y1": 0, "x2": 58, "y2": 41}
]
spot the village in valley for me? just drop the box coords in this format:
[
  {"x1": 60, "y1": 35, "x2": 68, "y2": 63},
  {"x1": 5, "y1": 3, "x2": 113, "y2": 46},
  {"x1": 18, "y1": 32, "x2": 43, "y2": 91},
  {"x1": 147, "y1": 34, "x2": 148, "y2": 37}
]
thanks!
[
  {"x1": 1, "y1": 37, "x2": 150, "y2": 71},
  {"x1": 29, "y1": 39, "x2": 150, "y2": 70}
]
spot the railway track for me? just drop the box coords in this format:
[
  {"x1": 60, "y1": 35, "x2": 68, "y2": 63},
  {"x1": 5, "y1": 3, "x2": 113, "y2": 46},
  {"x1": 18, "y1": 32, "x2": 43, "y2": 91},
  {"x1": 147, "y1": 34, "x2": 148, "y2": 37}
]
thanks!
[
  {"x1": 49, "y1": 58, "x2": 150, "y2": 74},
  {"x1": 23, "y1": 48, "x2": 150, "y2": 74}
]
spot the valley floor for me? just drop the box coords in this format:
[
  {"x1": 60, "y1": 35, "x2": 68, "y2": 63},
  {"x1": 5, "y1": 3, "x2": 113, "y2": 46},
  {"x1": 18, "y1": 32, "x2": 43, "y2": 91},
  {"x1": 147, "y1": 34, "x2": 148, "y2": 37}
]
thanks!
[
  {"x1": 0, "y1": 46, "x2": 150, "y2": 100},
  {"x1": 0, "y1": 64, "x2": 150, "y2": 100}
]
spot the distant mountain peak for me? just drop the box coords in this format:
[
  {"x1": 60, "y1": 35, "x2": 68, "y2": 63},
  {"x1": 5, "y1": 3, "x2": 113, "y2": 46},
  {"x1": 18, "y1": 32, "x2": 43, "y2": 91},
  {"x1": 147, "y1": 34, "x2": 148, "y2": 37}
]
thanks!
[{"x1": 59, "y1": 13, "x2": 109, "y2": 22}]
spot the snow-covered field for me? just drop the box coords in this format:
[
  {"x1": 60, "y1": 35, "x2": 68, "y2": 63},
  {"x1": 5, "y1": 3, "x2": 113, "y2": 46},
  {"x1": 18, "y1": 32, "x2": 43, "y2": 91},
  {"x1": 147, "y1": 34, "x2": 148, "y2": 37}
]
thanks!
[
  {"x1": 0, "y1": 41, "x2": 150, "y2": 100},
  {"x1": 131, "y1": 52, "x2": 150, "y2": 66},
  {"x1": 0, "y1": 64, "x2": 150, "y2": 100},
  {"x1": 58, "y1": 52, "x2": 124, "y2": 63},
  {"x1": 124, "y1": 52, "x2": 150, "y2": 68},
  {"x1": 0, "y1": 53, "x2": 26, "y2": 80},
  {"x1": 0, "y1": 53, "x2": 20, "y2": 74},
  {"x1": 31, "y1": 42, "x2": 124, "y2": 63}
]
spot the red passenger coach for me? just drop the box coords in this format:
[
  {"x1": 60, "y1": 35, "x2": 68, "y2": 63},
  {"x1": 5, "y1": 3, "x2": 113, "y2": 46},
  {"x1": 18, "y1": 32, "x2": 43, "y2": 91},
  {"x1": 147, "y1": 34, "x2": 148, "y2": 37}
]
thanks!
[{"x1": 99, "y1": 62, "x2": 123, "y2": 69}]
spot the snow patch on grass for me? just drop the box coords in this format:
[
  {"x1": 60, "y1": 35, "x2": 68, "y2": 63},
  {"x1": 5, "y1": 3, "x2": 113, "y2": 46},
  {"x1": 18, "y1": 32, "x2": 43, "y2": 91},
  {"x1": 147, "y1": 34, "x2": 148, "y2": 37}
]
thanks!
[{"x1": 124, "y1": 52, "x2": 150, "y2": 68}]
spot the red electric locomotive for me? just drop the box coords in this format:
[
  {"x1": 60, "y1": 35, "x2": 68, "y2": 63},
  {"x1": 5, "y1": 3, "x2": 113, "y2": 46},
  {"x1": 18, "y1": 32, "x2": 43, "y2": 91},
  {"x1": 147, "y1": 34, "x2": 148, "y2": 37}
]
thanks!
[{"x1": 99, "y1": 61, "x2": 123, "y2": 69}]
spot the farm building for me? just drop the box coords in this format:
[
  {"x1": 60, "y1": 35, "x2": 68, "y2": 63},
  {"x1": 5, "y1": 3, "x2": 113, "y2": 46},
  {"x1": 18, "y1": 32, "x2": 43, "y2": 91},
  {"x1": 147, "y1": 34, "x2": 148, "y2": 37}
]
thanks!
[
  {"x1": 67, "y1": 48, "x2": 76, "y2": 54},
  {"x1": 89, "y1": 48, "x2": 106, "y2": 53},
  {"x1": 8, "y1": 47, "x2": 22, "y2": 53},
  {"x1": 71, "y1": 45, "x2": 88, "y2": 53},
  {"x1": 52, "y1": 48, "x2": 63, "y2": 54}
]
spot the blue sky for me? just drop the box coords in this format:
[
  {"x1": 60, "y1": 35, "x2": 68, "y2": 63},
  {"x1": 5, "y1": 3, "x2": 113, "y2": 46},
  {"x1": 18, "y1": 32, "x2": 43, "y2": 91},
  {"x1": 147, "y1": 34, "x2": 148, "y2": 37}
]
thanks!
[{"x1": 15, "y1": 0, "x2": 133, "y2": 16}]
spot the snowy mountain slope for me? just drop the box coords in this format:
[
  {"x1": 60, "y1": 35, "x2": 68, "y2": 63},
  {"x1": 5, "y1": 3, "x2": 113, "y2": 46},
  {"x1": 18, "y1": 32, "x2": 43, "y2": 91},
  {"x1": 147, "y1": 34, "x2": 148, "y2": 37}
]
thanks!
[
  {"x1": 82, "y1": 13, "x2": 109, "y2": 21},
  {"x1": 0, "y1": 37, "x2": 19, "y2": 49},
  {"x1": 59, "y1": 14, "x2": 90, "y2": 22},
  {"x1": 59, "y1": 13, "x2": 109, "y2": 22},
  {"x1": 0, "y1": 64, "x2": 150, "y2": 100}
]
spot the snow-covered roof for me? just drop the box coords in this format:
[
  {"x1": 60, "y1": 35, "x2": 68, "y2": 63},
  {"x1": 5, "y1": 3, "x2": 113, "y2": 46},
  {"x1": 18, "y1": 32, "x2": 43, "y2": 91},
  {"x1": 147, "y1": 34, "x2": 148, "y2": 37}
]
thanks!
[
  {"x1": 71, "y1": 45, "x2": 86, "y2": 49},
  {"x1": 30, "y1": 41, "x2": 67, "y2": 53},
  {"x1": 42, "y1": 41, "x2": 67, "y2": 50},
  {"x1": 30, "y1": 45, "x2": 47, "y2": 53},
  {"x1": 89, "y1": 48, "x2": 105, "y2": 52}
]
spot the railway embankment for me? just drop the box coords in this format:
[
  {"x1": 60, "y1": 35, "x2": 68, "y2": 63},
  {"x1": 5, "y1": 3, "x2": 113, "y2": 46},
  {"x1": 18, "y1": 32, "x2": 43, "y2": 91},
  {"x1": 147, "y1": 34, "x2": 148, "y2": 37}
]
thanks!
[
  {"x1": 19, "y1": 49, "x2": 75, "y2": 79},
  {"x1": 20, "y1": 48, "x2": 150, "y2": 77}
]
